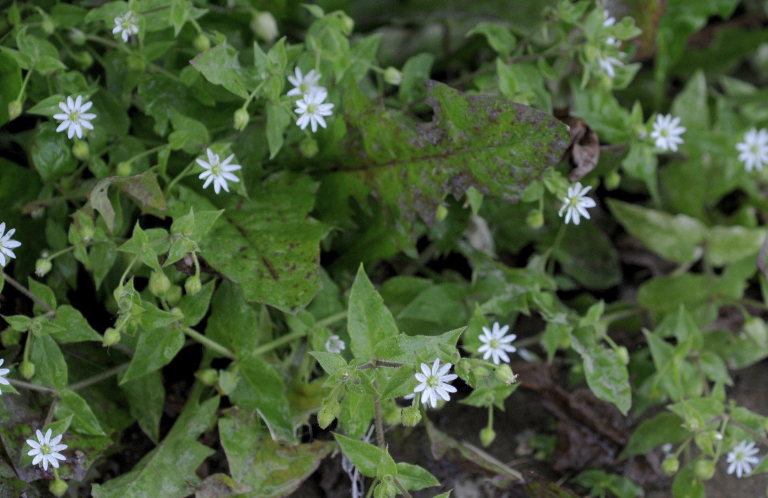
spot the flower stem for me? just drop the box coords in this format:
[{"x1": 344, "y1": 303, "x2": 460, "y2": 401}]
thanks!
[
  {"x1": 7, "y1": 379, "x2": 56, "y2": 393},
  {"x1": 393, "y1": 478, "x2": 414, "y2": 498},
  {"x1": 373, "y1": 390, "x2": 386, "y2": 450},
  {"x1": 728, "y1": 418, "x2": 768, "y2": 447},
  {"x1": 68, "y1": 363, "x2": 130, "y2": 391},
  {"x1": 252, "y1": 330, "x2": 306, "y2": 356},
  {"x1": 15, "y1": 63, "x2": 34, "y2": 102},
  {"x1": 1, "y1": 271, "x2": 54, "y2": 313},
  {"x1": 164, "y1": 160, "x2": 196, "y2": 196},
  {"x1": 315, "y1": 311, "x2": 347, "y2": 328},
  {"x1": 183, "y1": 327, "x2": 235, "y2": 359}
]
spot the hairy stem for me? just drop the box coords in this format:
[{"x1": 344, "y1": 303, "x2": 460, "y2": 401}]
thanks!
[
  {"x1": 68, "y1": 363, "x2": 130, "y2": 391},
  {"x1": 183, "y1": 327, "x2": 235, "y2": 359},
  {"x1": 8, "y1": 379, "x2": 56, "y2": 393},
  {"x1": 2, "y1": 271, "x2": 54, "y2": 313}
]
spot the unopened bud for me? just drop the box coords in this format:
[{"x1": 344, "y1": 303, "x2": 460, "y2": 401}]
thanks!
[
  {"x1": 495, "y1": 364, "x2": 517, "y2": 385},
  {"x1": 299, "y1": 137, "x2": 319, "y2": 158},
  {"x1": 694, "y1": 459, "x2": 715, "y2": 480},
  {"x1": 251, "y1": 11, "x2": 278, "y2": 42},
  {"x1": 72, "y1": 140, "x2": 90, "y2": 161},
  {"x1": 29, "y1": 319, "x2": 43, "y2": 336},
  {"x1": 318, "y1": 406, "x2": 336, "y2": 429},
  {"x1": 604, "y1": 169, "x2": 621, "y2": 190},
  {"x1": 170, "y1": 307, "x2": 184, "y2": 320},
  {"x1": 148, "y1": 271, "x2": 171, "y2": 297},
  {"x1": 102, "y1": 327, "x2": 121, "y2": 347},
  {"x1": 7, "y1": 100, "x2": 22, "y2": 121},
  {"x1": 195, "y1": 368, "x2": 219, "y2": 386},
  {"x1": 185, "y1": 275, "x2": 202, "y2": 296},
  {"x1": 383, "y1": 404, "x2": 402, "y2": 426},
  {"x1": 81, "y1": 225, "x2": 94, "y2": 242},
  {"x1": 49, "y1": 477, "x2": 68, "y2": 497},
  {"x1": 2, "y1": 328, "x2": 20, "y2": 347},
  {"x1": 35, "y1": 259, "x2": 52, "y2": 278},
  {"x1": 402, "y1": 406, "x2": 422, "y2": 427},
  {"x1": 20, "y1": 360, "x2": 35, "y2": 380},
  {"x1": 127, "y1": 53, "x2": 146, "y2": 72},
  {"x1": 436, "y1": 205, "x2": 449, "y2": 222},
  {"x1": 616, "y1": 346, "x2": 629, "y2": 365},
  {"x1": 480, "y1": 426, "x2": 496, "y2": 447},
  {"x1": 473, "y1": 366, "x2": 491, "y2": 378},
  {"x1": 374, "y1": 480, "x2": 397, "y2": 498},
  {"x1": 234, "y1": 108, "x2": 250, "y2": 131},
  {"x1": 526, "y1": 209, "x2": 544, "y2": 228},
  {"x1": 166, "y1": 285, "x2": 182, "y2": 306},
  {"x1": 662, "y1": 457, "x2": 679, "y2": 476},
  {"x1": 73, "y1": 51, "x2": 94, "y2": 69},
  {"x1": 194, "y1": 33, "x2": 210, "y2": 52},
  {"x1": 117, "y1": 161, "x2": 132, "y2": 177},
  {"x1": 634, "y1": 124, "x2": 648, "y2": 140},
  {"x1": 42, "y1": 18, "x2": 55, "y2": 35},
  {"x1": 384, "y1": 67, "x2": 402, "y2": 85},
  {"x1": 340, "y1": 13, "x2": 354, "y2": 34},
  {"x1": 70, "y1": 28, "x2": 86, "y2": 46}
]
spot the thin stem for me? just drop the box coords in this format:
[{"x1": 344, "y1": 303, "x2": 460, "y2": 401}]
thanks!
[
  {"x1": 315, "y1": 311, "x2": 347, "y2": 329},
  {"x1": 45, "y1": 245, "x2": 76, "y2": 262},
  {"x1": 164, "y1": 160, "x2": 196, "y2": 196},
  {"x1": 8, "y1": 379, "x2": 56, "y2": 393},
  {"x1": 729, "y1": 418, "x2": 768, "y2": 447},
  {"x1": 15, "y1": 63, "x2": 34, "y2": 102},
  {"x1": 44, "y1": 398, "x2": 58, "y2": 426},
  {"x1": 122, "y1": 144, "x2": 170, "y2": 167},
  {"x1": 183, "y1": 327, "x2": 235, "y2": 359},
  {"x1": 373, "y1": 383, "x2": 386, "y2": 450},
  {"x1": 1, "y1": 271, "x2": 54, "y2": 313},
  {"x1": 252, "y1": 330, "x2": 306, "y2": 356},
  {"x1": 68, "y1": 363, "x2": 130, "y2": 391},
  {"x1": 357, "y1": 359, "x2": 405, "y2": 371},
  {"x1": 393, "y1": 478, "x2": 414, "y2": 498}
]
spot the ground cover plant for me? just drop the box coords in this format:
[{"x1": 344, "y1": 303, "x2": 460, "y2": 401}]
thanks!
[{"x1": 1, "y1": 0, "x2": 768, "y2": 497}]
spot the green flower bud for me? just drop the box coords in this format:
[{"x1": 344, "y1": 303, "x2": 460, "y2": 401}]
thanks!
[
  {"x1": 194, "y1": 33, "x2": 211, "y2": 52},
  {"x1": 42, "y1": 18, "x2": 55, "y2": 35},
  {"x1": 318, "y1": 405, "x2": 336, "y2": 429},
  {"x1": 73, "y1": 51, "x2": 94, "y2": 70},
  {"x1": 383, "y1": 67, "x2": 402, "y2": 86},
  {"x1": 103, "y1": 327, "x2": 121, "y2": 347},
  {"x1": 81, "y1": 225, "x2": 94, "y2": 242},
  {"x1": 70, "y1": 28, "x2": 86, "y2": 46},
  {"x1": 29, "y1": 319, "x2": 43, "y2": 336},
  {"x1": 473, "y1": 366, "x2": 491, "y2": 378},
  {"x1": 662, "y1": 457, "x2": 679, "y2": 476},
  {"x1": 495, "y1": 364, "x2": 517, "y2": 385},
  {"x1": 170, "y1": 307, "x2": 184, "y2": 320},
  {"x1": 604, "y1": 169, "x2": 621, "y2": 190},
  {"x1": 20, "y1": 360, "x2": 35, "y2": 380},
  {"x1": 340, "y1": 13, "x2": 355, "y2": 34},
  {"x1": 185, "y1": 275, "x2": 202, "y2": 296},
  {"x1": 234, "y1": 108, "x2": 250, "y2": 131},
  {"x1": 436, "y1": 205, "x2": 449, "y2": 222},
  {"x1": 299, "y1": 137, "x2": 319, "y2": 158},
  {"x1": 374, "y1": 480, "x2": 397, "y2": 498},
  {"x1": 166, "y1": 285, "x2": 183, "y2": 306},
  {"x1": 35, "y1": 259, "x2": 53, "y2": 278},
  {"x1": 8, "y1": 3, "x2": 20, "y2": 26},
  {"x1": 127, "y1": 53, "x2": 146, "y2": 72},
  {"x1": 616, "y1": 346, "x2": 629, "y2": 365},
  {"x1": 116, "y1": 161, "x2": 132, "y2": 177},
  {"x1": 383, "y1": 404, "x2": 402, "y2": 426},
  {"x1": 251, "y1": 11, "x2": 278, "y2": 42},
  {"x1": 195, "y1": 368, "x2": 219, "y2": 386},
  {"x1": 148, "y1": 270, "x2": 171, "y2": 297},
  {"x1": 7, "y1": 100, "x2": 22, "y2": 121},
  {"x1": 480, "y1": 426, "x2": 496, "y2": 447},
  {"x1": 1, "y1": 328, "x2": 21, "y2": 347},
  {"x1": 634, "y1": 124, "x2": 648, "y2": 140},
  {"x1": 694, "y1": 459, "x2": 715, "y2": 480},
  {"x1": 402, "y1": 406, "x2": 422, "y2": 427},
  {"x1": 49, "y1": 477, "x2": 68, "y2": 497},
  {"x1": 72, "y1": 140, "x2": 90, "y2": 161},
  {"x1": 526, "y1": 209, "x2": 544, "y2": 228}
]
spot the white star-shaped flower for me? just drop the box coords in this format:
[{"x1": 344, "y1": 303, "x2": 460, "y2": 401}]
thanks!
[
  {"x1": 650, "y1": 114, "x2": 686, "y2": 152},
  {"x1": 53, "y1": 96, "x2": 96, "y2": 140},
  {"x1": 287, "y1": 67, "x2": 323, "y2": 98},
  {"x1": 113, "y1": 11, "x2": 139, "y2": 42},
  {"x1": 736, "y1": 128, "x2": 768, "y2": 172},
  {"x1": 413, "y1": 359, "x2": 458, "y2": 409},
  {"x1": 727, "y1": 440, "x2": 760, "y2": 478},
  {"x1": 325, "y1": 335, "x2": 345, "y2": 354},
  {"x1": 478, "y1": 322, "x2": 517, "y2": 365},
  {"x1": 597, "y1": 52, "x2": 623, "y2": 78},
  {"x1": 603, "y1": 11, "x2": 616, "y2": 27},
  {"x1": 0, "y1": 359, "x2": 10, "y2": 393},
  {"x1": 26, "y1": 429, "x2": 67, "y2": 471},
  {"x1": 559, "y1": 182, "x2": 597, "y2": 225},
  {"x1": 0, "y1": 222, "x2": 21, "y2": 267},
  {"x1": 295, "y1": 88, "x2": 334, "y2": 133},
  {"x1": 196, "y1": 149, "x2": 242, "y2": 195}
]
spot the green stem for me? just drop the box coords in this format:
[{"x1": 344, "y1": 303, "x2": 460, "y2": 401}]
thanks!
[
  {"x1": 15, "y1": 63, "x2": 34, "y2": 102},
  {"x1": 183, "y1": 327, "x2": 235, "y2": 359},
  {"x1": 45, "y1": 245, "x2": 76, "y2": 261},
  {"x1": 44, "y1": 398, "x2": 58, "y2": 426},
  {"x1": 315, "y1": 311, "x2": 347, "y2": 328},
  {"x1": 373, "y1": 381, "x2": 386, "y2": 450},
  {"x1": 164, "y1": 160, "x2": 196, "y2": 196},
  {"x1": 729, "y1": 418, "x2": 768, "y2": 447},
  {"x1": 118, "y1": 254, "x2": 141, "y2": 287},
  {"x1": 1, "y1": 271, "x2": 53, "y2": 313},
  {"x1": 68, "y1": 363, "x2": 130, "y2": 391},
  {"x1": 252, "y1": 330, "x2": 306, "y2": 356},
  {"x1": 122, "y1": 144, "x2": 170, "y2": 167},
  {"x1": 357, "y1": 359, "x2": 405, "y2": 371},
  {"x1": 393, "y1": 478, "x2": 414, "y2": 498},
  {"x1": 7, "y1": 379, "x2": 56, "y2": 393}
]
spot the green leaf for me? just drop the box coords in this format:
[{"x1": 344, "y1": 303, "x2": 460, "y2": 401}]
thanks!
[
  {"x1": 139, "y1": 301, "x2": 182, "y2": 329},
  {"x1": 266, "y1": 102, "x2": 292, "y2": 159},
  {"x1": 339, "y1": 391, "x2": 375, "y2": 439},
  {"x1": 0, "y1": 52, "x2": 21, "y2": 127},
  {"x1": 90, "y1": 173, "x2": 167, "y2": 233},
  {"x1": 56, "y1": 390, "x2": 106, "y2": 436},
  {"x1": 467, "y1": 23, "x2": 516, "y2": 56},
  {"x1": 334, "y1": 433, "x2": 382, "y2": 477},
  {"x1": 620, "y1": 412, "x2": 688, "y2": 459},
  {"x1": 671, "y1": 464, "x2": 704, "y2": 498},
  {"x1": 26, "y1": 94, "x2": 66, "y2": 117},
  {"x1": 121, "y1": 328, "x2": 185, "y2": 383},
  {"x1": 168, "y1": 109, "x2": 210, "y2": 153},
  {"x1": 398, "y1": 53, "x2": 434, "y2": 104},
  {"x1": 91, "y1": 396, "x2": 219, "y2": 498},
  {"x1": 120, "y1": 370, "x2": 164, "y2": 443},
  {"x1": 309, "y1": 351, "x2": 347, "y2": 375},
  {"x1": 179, "y1": 280, "x2": 215, "y2": 327},
  {"x1": 555, "y1": 219, "x2": 621, "y2": 290},
  {"x1": 30, "y1": 335, "x2": 68, "y2": 389},
  {"x1": 608, "y1": 199, "x2": 706, "y2": 264},
  {"x1": 31, "y1": 122, "x2": 77, "y2": 183},
  {"x1": 395, "y1": 462, "x2": 439, "y2": 491},
  {"x1": 91, "y1": 240, "x2": 118, "y2": 290},
  {"x1": 219, "y1": 409, "x2": 334, "y2": 498},
  {"x1": 16, "y1": 31, "x2": 63, "y2": 72},
  {"x1": 373, "y1": 328, "x2": 464, "y2": 364},
  {"x1": 348, "y1": 265, "x2": 400, "y2": 360},
  {"x1": 706, "y1": 226, "x2": 764, "y2": 266},
  {"x1": 190, "y1": 43, "x2": 250, "y2": 98},
  {"x1": 377, "y1": 446, "x2": 398, "y2": 479},
  {"x1": 380, "y1": 364, "x2": 417, "y2": 399},
  {"x1": 205, "y1": 281, "x2": 260, "y2": 356},
  {"x1": 670, "y1": 70, "x2": 709, "y2": 132},
  {"x1": 570, "y1": 327, "x2": 631, "y2": 414},
  {"x1": 50, "y1": 305, "x2": 102, "y2": 343}
]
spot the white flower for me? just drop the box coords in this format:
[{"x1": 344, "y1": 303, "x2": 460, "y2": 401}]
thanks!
[
  {"x1": 0, "y1": 222, "x2": 21, "y2": 267},
  {"x1": 325, "y1": 335, "x2": 345, "y2": 354},
  {"x1": 736, "y1": 128, "x2": 768, "y2": 172},
  {"x1": 287, "y1": 67, "x2": 323, "y2": 98},
  {"x1": 113, "y1": 11, "x2": 139, "y2": 42},
  {"x1": 26, "y1": 429, "x2": 67, "y2": 471},
  {"x1": 295, "y1": 88, "x2": 334, "y2": 133},
  {"x1": 196, "y1": 149, "x2": 242, "y2": 195},
  {"x1": 558, "y1": 182, "x2": 597, "y2": 225},
  {"x1": 53, "y1": 96, "x2": 96, "y2": 140},
  {"x1": 478, "y1": 322, "x2": 517, "y2": 365},
  {"x1": 727, "y1": 440, "x2": 760, "y2": 478},
  {"x1": 597, "y1": 52, "x2": 623, "y2": 78},
  {"x1": 650, "y1": 114, "x2": 686, "y2": 152},
  {"x1": 603, "y1": 11, "x2": 616, "y2": 27},
  {"x1": 661, "y1": 443, "x2": 674, "y2": 458},
  {"x1": 0, "y1": 359, "x2": 9, "y2": 393},
  {"x1": 413, "y1": 359, "x2": 458, "y2": 409}
]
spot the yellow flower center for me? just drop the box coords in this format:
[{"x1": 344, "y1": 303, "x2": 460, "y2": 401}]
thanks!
[{"x1": 426, "y1": 375, "x2": 438, "y2": 387}]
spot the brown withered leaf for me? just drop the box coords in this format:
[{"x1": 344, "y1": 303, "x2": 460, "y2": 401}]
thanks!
[{"x1": 562, "y1": 118, "x2": 600, "y2": 182}]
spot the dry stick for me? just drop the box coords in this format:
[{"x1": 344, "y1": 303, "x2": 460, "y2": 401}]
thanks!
[{"x1": 1, "y1": 271, "x2": 54, "y2": 313}]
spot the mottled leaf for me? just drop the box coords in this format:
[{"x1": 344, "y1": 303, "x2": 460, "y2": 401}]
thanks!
[{"x1": 90, "y1": 173, "x2": 167, "y2": 233}]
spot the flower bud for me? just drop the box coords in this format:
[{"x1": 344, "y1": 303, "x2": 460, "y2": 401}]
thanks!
[
  {"x1": 185, "y1": 275, "x2": 202, "y2": 296},
  {"x1": 662, "y1": 457, "x2": 679, "y2": 476},
  {"x1": 318, "y1": 405, "x2": 337, "y2": 429},
  {"x1": 195, "y1": 368, "x2": 219, "y2": 386},
  {"x1": 473, "y1": 366, "x2": 491, "y2": 378},
  {"x1": 35, "y1": 259, "x2": 53, "y2": 278},
  {"x1": 251, "y1": 11, "x2": 278, "y2": 42},
  {"x1": 81, "y1": 225, "x2": 94, "y2": 242},
  {"x1": 480, "y1": 426, "x2": 496, "y2": 447},
  {"x1": 340, "y1": 13, "x2": 354, "y2": 34},
  {"x1": 694, "y1": 459, "x2": 715, "y2": 480},
  {"x1": 72, "y1": 140, "x2": 90, "y2": 161},
  {"x1": 604, "y1": 169, "x2": 621, "y2": 190},
  {"x1": 234, "y1": 108, "x2": 250, "y2": 131},
  {"x1": 74, "y1": 51, "x2": 94, "y2": 70},
  {"x1": 383, "y1": 67, "x2": 402, "y2": 85},
  {"x1": 194, "y1": 33, "x2": 210, "y2": 52},
  {"x1": 20, "y1": 360, "x2": 35, "y2": 380},
  {"x1": 116, "y1": 161, "x2": 132, "y2": 177},
  {"x1": 148, "y1": 270, "x2": 171, "y2": 297},
  {"x1": 102, "y1": 327, "x2": 121, "y2": 347},
  {"x1": 634, "y1": 124, "x2": 648, "y2": 140},
  {"x1": 299, "y1": 137, "x2": 319, "y2": 158},
  {"x1": 8, "y1": 3, "x2": 20, "y2": 26},
  {"x1": 29, "y1": 319, "x2": 43, "y2": 336},
  {"x1": 436, "y1": 205, "x2": 449, "y2": 222},
  {"x1": 374, "y1": 480, "x2": 397, "y2": 498},
  {"x1": 526, "y1": 209, "x2": 544, "y2": 228},
  {"x1": 383, "y1": 404, "x2": 402, "y2": 426},
  {"x1": 7, "y1": 100, "x2": 22, "y2": 121},
  {"x1": 495, "y1": 364, "x2": 517, "y2": 385},
  {"x1": 166, "y1": 285, "x2": 182, "y2": 306},
  {"x1": 49, "y1": 477, "x2": 68, "y2": 497},
  {"x1": 127, "y1": 53, "x2": 146, "y2": 72},
  {"x1": 42, "y1": 18, "x2": 55, "y2": 35},
  {"x1": 2, "y1": 328, "x2": 20, "y2": 347},
  {"x1": 402, "y1": 406, "x2": 422, "y2": 427},
  {"x1": 70, "y1": 28, "x2": 86, "y2": 46},
  {"x1": 616, "y1": 346, "x2": 629, "y2": 365}
]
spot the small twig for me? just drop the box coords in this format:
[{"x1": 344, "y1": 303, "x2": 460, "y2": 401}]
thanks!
[{"x1": 1, "y1": 271, "x2": 54, "y2": 313}]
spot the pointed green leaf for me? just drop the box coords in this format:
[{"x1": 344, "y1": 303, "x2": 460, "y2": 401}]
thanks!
[
  {"x1": 396, "y1": 462, "x2": 439, "y2": 491},
  {"x1": 120, "y1": 371, "x2": 165, "y2": 443},
  {"x1": 56, "y1": 390, "x2": 106, "y2": 436},
  {"x1": 121, "y1": 328, "x2": 185, "y2": 383},
  {"x1": 348, "y1": 265, "x2": 399, "y2": 360},
  {"x1": 570, "y1": 327, "x2": 631, "y2": 415},
  {"x1": 334, "y1": 433, "x2": 382, "y2": 477}
]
